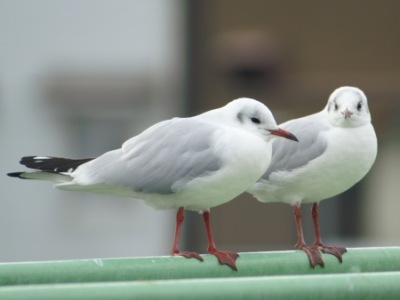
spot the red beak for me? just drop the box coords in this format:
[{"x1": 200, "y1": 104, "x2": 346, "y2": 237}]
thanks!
[
  {"x1": 268, "y1": 128, "x2": 298, "y2": 142},
  {"x1": 342, "y1": 108, "x2": 353, "y2": 119}
]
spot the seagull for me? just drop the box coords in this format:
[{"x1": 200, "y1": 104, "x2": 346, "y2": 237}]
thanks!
[
  {"x1": 8, "y1": 97, "x2": 298, "y2": 271},
  {"x1": 247, "y1": 87, "x2": 378, "y2": 268}
]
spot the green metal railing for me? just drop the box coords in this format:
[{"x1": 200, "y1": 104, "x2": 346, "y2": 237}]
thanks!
[
  {"x1": 0, "y1": 247, "x2": 399, "y2": 285},
  {"x1": 0, "y1": 247, "x2": 399, "y2": 299},
  {"x1": 0, "y1": 272, "x2": 400, "y2": 300}
]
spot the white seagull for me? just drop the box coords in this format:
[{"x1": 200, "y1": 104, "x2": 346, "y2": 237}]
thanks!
[
  {"x1": 8, "y1": 98, "x2": 297, "y2": 271},
  {"x1": 248, "y1": 87, "x2": 377, "y2": 268}
]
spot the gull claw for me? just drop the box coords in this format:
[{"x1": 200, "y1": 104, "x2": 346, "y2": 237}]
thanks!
[
  {"x1": 172, "y1": 251, "x2": 204, "y2": 262},
  {"x1": 296, "y1": 244, "x2": 325, "y2": 268},
  {"x1": 208, "y1": 249, "x2": 239, "y2": 271},
  {"x1": 315, "y1": 244, "x2": 347, "y2": 263}
]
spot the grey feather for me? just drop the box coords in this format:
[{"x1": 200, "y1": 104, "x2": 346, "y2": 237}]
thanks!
[
  {"x1": 77, "y1": 118, "x2": 221, "y2": 194},
  {"x1": 262, "y1": 114, "x2": 329, "y2": 180}
]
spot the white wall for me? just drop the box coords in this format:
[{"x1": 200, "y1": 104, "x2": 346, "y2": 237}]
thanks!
[{"x1": 0, "y1": 0, "x2": 184, "y2": 262}]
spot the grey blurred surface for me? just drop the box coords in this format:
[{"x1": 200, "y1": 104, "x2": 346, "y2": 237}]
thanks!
[{"x1": 0, "y1": 0, "x2": 184, "y2": 262}]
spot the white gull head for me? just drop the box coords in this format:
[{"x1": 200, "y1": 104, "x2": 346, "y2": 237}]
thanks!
[
  {"x1": 325, "y1": 86, "x2": 371, "y2": 128},
  {"x1": 204, "y1": 97, "x2": 298, "y2": 142}
]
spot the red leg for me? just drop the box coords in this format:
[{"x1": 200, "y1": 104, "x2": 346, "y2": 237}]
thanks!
[
  {"x1": 293, "y1": 203, "x2": 324, "y2": 268},
  {"x1": 171, "y1": 207, "x2": 203, "y2": 261},
  {"x1": 203, "y1": 211, "x2": 239, "y2": 271},
  {"x1": 311, "y1": 202, "x2": 347, "y2": 262}
]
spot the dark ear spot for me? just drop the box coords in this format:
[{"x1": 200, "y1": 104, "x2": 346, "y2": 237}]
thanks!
[{"x1": 237, "y1": 112, "x2": 243, "y2": 123}]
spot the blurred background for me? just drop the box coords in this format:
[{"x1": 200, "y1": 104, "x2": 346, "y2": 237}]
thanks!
[{"x1": 0, "y1": 0, "x2": 399, "y2": 262}]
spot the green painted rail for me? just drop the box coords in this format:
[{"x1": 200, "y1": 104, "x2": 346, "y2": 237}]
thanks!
[
  {"x1": 0, "y1": 272, "x2": 399, "y2": 300},
  {"x1": 0, "y1": 247, "x2": 399, "y2": 285}
]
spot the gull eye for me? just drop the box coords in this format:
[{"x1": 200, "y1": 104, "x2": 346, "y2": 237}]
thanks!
[
  {"x1": 334, "y1": 103, "x2": 338, "y2": 110},
  {"x1": 357, "y1": 102, "x2": 362, "y2": 110},
  {"x1": 251, "y1": 117, "x2": 261, "y2": 124}
]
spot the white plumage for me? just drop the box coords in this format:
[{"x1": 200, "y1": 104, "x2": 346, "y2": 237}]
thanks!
[
  {"x1": 8, "y1": 97, "x2": 297, "y2": 270},
  {"x1": 248, "y1": 86, "x2": 377, "y2": 267}
]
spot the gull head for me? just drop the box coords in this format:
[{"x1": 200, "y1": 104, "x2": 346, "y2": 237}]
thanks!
[
  {"x1": 225, "y1": 98, "x2": 298, "y2": 142},
  {"x1": 326, "y1": 87, "x2": 371, "y2": 128}
]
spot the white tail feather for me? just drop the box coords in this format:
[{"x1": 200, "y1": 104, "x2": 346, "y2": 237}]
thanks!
[{"x1": 19, "y1": 172, "x2": 73, "y2": 183}]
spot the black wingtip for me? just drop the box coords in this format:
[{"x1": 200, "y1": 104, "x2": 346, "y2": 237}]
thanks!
[
  {"x1": 7, "y1": 172, "x2": 25, "y2": 179},
  {"x1": 19, "y1": 156, "x2": 38, "y2": 165},
  {"x1": 18, "y1": 156, "x2": 94, "y2": 172}
]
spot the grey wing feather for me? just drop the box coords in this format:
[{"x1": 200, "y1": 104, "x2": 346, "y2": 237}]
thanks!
[
  {"x1": 79, "y1": 118, "x2": 221, "y2": 194},
  {"x1": 262, "y1": 113, "x2": 329, "y2": 180}
]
